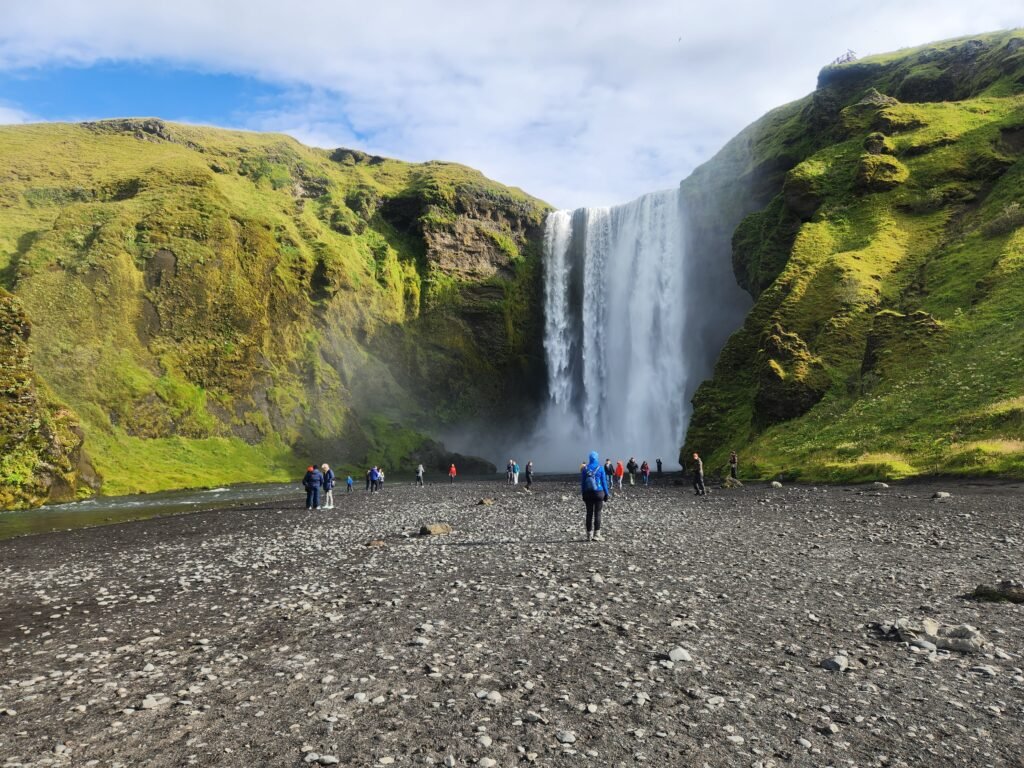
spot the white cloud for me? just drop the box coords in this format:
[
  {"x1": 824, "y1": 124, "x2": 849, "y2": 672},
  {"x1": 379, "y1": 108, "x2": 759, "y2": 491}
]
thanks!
[
  {"x1": 0, "y1": 102, "x2": 32, "y2": 124},
  {"x1": 0, "y1": 0, "x2": 1019, "y2": 206}
]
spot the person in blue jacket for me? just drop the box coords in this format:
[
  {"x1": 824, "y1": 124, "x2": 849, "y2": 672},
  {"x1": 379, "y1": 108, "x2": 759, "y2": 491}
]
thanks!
[
  {"x1": 346, "y1": 475, "x2": 354, "y2": 493},
  {"x1": 580, "y1": 450, "x2": 611, "y2": 542},
  {"x1": 303, "y1": 465, "x2": 323, "y2": 510}
]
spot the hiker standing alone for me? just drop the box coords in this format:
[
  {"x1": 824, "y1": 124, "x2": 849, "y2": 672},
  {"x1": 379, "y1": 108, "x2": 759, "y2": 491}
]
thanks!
[
  {"x1": 729, "y1": 451, "x2": 739, "y2": 480},
  {"x1": 692, "y1": 452, "x2": 706, "y2": 496},
  {"x1": 627, "y1": 457, "x2": 638, "y2": 486},
  {"x1": 512, "y1": 460, "x2": 520, "y2": 486},
  {"x1": 448, "y1": 463, "x2": 458, "y2": 484},
  {"x1": 525, "y1": 461, "x2": 534, "y2": 489},
  {"x1": 580, "y1": 451, "x2": 611, "y2": 542},
  {"x1": 614, "y1": 460, "x2": 625, "y2": 490},
  {"x1": 416, "y1": 464, "x2": 425, "y2": 487}
]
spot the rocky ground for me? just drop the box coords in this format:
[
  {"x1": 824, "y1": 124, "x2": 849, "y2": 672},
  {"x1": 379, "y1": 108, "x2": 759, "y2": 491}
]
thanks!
[{"x1": 0, "y1": 477, "x2": 1022, "y2": 767}]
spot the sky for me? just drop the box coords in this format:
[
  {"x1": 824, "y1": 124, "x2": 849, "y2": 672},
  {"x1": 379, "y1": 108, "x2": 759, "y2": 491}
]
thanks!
[{"x1": 0, "y1": 1, "x2": 1020, "y2": 208}]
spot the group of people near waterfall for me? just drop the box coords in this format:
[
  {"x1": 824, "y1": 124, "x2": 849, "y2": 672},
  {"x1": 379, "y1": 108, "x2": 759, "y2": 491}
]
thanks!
[
  {"x1": 300, "y1": 449, "x2": 742, "y2": 539},
  {"x1": 302, "y1": 463, "x2": 355, "y2": 510},
  {"x1": 505, "y1": 459, "x2": 535, "y2": 489}
]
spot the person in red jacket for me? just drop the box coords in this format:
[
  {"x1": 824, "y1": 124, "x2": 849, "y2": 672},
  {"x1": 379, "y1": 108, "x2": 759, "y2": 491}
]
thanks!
[
  {"x1": 448, "y1": 464, "x2": 457, "y2": 484},
  {"x1": 614, "y1": 460, "x2": 625, "y2": 490}
]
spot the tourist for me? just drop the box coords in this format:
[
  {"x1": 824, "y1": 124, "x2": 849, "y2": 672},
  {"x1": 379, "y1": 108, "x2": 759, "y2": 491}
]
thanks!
[
  {"x1": 512, "y1": 460, "x2": 520, "y2": 485},
  {"x1": 365, "y1": 468, "x2": 372, "y2": 491},
  {"x1": 321, "y1": 463, "x2": 335, "y2": 509},
  {"x1": 303, "y1": 465, "x2": 323, "y2": 510},
  {"x1": 346, "y1": 475, "x2": 354, "y2": 493},
  {"x1": 378, "y1": 468, "x2": 385, "y2": 491},
  {"x1": 369, "y1": 466, "x2": 381, "y2": 493},
  {"x1": 603, "y1": 458, "x2": 614, "y2": 486},
  {"x1": 729, "y1": 451, "x2": 739, "y2": 480},
  {"x1": 416, "y1": 463, "x2": 425, "y2": 487},
  {"x1": 627, "y1": 457, "x2": 638, "y2": 486},
  {"x1": 580, "y1": 450, "x2": 611, "y2": 542},
  {"x1": 656, "y1": 457, "x2": 663, "y2": 476},
  {"x1": 525, "y1": 461, "x2": 534, "y2": 489},
  {"x1": 692, "y1": 452, "x2": 706, "y2": 496},
  {"x1": 640, "y1": 460, "x2": 650, "y2": 487},
  {"x1": 614, "y1": 460, "x2": 625, "y2": 489},
  {"x1": 449, "y1": 463, "x2": 458, "y2": 483},
  {"x1": 506, "y1": 459, "x2": 514, "y2": 485}
]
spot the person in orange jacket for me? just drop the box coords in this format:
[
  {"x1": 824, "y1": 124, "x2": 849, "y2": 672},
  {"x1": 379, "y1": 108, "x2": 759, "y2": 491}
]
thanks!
[
  {"x1": 448, "y1": 463, "x2": 457, "y2": 484},
  {"x1": 614, "y1": 460, "x2": 625, "y2": 490}
]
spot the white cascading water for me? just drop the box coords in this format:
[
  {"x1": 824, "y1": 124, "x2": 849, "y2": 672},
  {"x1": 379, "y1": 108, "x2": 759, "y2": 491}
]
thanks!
[{"x1": 541, "y1": 188, "x2": 689, "y2": 465}]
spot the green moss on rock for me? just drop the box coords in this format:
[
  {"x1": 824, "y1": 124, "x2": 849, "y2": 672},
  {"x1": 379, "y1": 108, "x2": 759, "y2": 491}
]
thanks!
[
  {"x1": 0, "y1": 121, "x2": 551, "y2": 505},
  {"x1": 855, "y1": 153, "x2": 910, "y2": 191},
  {"x1": 684, "y1": 28, "x2": 1024, "y2": 482}
]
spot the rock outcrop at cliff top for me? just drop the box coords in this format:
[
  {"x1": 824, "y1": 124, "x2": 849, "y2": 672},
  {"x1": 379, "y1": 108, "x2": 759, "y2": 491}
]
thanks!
[
  {"x1": 0, "y1": 120, "x2": 549, "y2": 505},
  {"x1": 684, "y1": 29, "x2": 1024, "y2": 482}
]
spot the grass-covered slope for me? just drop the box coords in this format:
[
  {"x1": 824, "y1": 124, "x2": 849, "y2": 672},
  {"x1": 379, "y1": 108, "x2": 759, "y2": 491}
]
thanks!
[
  {"x1": 683, "y1": 29, "x2": 1024, "y2": 481},
  {"x1": 0, "y1": 120, "x2": 550, "y2": 505}
]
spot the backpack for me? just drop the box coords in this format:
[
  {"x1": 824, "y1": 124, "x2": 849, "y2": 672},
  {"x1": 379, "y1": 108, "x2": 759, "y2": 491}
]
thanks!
[{"x1": 583, "y1": 467, "x2": 601, "y2": 493}]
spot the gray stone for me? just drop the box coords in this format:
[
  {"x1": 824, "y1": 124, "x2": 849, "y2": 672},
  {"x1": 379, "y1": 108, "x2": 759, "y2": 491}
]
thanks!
[
  {"x1": 821, "y1": 655, "x2": 849, "y2": 672},
  {"x1": 556, "y1": 730, "x2": 577, "y2": 744},
  {"x1": 668, "y1": 647, "x2": 692, "y2": 663}
]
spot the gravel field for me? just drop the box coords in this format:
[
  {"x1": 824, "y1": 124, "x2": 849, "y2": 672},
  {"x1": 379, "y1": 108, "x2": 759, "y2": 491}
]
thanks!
[{"x1": 0, "y1": 478, "x2": 1022, "y2": 767}]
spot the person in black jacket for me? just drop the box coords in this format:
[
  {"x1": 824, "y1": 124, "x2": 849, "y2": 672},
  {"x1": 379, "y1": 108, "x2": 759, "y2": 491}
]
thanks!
[
  {"x1": 303, "y1": 465, "x2": 324, "y2": 509},
  {"x1": 626, "y1": 457, "x2": 639, "y2": 486}
]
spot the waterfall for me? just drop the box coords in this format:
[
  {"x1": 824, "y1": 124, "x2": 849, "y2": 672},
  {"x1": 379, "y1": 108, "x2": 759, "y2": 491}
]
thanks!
[{"x1": 541, "y1": 188, "x2": 690, "y2": 465}]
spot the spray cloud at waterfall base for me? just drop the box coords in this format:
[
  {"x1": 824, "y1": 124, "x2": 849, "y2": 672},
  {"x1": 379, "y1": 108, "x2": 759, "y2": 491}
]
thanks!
[{"x1": 530, "y1": 188, "x2": 692, "y2": 470}]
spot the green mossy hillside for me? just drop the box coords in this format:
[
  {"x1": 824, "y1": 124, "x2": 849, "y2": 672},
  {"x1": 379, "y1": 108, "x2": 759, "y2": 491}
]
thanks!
[
  {"x1": 684, "y1": 29, "x2": 1024, "y2": 482},
  {"x1": 0, "y1": 120, "x2": 550, "y2": 505}
]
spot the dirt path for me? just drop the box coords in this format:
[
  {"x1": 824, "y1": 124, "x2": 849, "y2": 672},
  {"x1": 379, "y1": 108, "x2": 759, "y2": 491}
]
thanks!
[{"x1": 1, "y1": 479, "x2": 1021, "y2": 767}]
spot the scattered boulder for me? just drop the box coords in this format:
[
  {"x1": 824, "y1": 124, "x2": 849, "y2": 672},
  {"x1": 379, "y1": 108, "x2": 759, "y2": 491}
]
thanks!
[
  {"x1": 477, "y1": 498, "x2": 495, "y2": 506},
  {"x1": 879, "y1": 617, "x2": 989, "y2": 654},
  {"x1": 365, "y1": 540, "x2": 386, "y2": 548},
  {"x1": 873, "y1": 481, "x2": 890, "y2": 489},
  {"x1": 973, "y1": 580, "x2": 1024, "y2": 604},
  {"x1": 821, "y1": 655, "x2": 849, "y2": 672},
  {"x1": 771, "y1": 481, "x2": 784, "y2": 489},
  {"x1": 723, "y1": 476, "x2": 744, "y2": 488},
  {"x1": 419, "y1": 523, "x2": 453, "y2": 537},
  {"x1": 668, "y1": 647, "x2": 692, "y2": 663},
  {"x1": 933, "y1": 491, "x2": 951, "y2": 500}
]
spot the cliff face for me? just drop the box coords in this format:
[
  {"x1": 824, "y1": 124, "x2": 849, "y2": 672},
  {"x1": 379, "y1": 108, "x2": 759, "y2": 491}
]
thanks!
[
  {"x1": 683, "y1": 29, "x2": 1024, "y2": 481},
  {"x1": 0, "y1": 289, "x2": 98, "y2": 507},
  {"x1": 0, "y1": 121, "x2": 549, "y2": 504}
]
